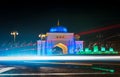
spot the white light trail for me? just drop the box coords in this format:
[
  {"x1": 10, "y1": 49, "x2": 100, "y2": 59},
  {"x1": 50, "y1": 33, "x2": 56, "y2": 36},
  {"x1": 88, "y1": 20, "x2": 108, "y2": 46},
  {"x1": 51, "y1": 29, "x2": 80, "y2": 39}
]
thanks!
[
  {"x1": 0, "y1": 73, "x2": 114, "y2": 76},
  {"x1": 0, "y1": 67, "x2": 15, "y2": 73},
  {"x1": 0, "y1": 56, "x2": 119, "y2": 61}
]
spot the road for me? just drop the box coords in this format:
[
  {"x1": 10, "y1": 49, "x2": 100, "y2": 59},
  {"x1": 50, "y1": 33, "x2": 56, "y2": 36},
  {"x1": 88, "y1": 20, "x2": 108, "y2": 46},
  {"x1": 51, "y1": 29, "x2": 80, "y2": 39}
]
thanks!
[{"x1": 0, "y1": 61, "x2": 120, "y2": 77}]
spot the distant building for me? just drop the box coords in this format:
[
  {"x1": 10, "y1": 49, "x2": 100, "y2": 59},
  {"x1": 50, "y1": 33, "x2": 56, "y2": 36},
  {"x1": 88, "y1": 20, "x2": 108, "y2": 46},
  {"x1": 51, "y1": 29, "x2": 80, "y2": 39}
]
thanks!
[{"x1": 37, "y1": 20, "x2": 83, "y2": 55}]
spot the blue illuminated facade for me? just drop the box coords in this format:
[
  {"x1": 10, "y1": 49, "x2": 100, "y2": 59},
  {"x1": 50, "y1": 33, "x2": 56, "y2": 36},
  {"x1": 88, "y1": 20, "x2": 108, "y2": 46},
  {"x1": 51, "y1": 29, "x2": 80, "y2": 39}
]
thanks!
[{"x1": 37, "y1": 22, "x2": 83, "y2": 55}]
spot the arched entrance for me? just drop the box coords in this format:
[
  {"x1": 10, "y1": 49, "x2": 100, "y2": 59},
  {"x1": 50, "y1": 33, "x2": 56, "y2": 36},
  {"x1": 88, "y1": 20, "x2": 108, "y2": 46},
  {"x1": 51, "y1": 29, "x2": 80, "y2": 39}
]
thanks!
[{"x1": 52, "y1": 43, "x2": 68, "y2": 54}]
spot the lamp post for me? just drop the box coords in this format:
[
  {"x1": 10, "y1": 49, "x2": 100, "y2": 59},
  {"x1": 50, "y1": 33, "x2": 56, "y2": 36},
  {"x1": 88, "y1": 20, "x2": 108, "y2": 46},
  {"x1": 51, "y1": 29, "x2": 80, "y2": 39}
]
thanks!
[
  {"x1": 11, "y1": 31, "x2": 18, "y2": 43},
  {"x1": 38, "y1": 34, "x2": 46, "y2": 40},
  {"x1": 38, "y1": 34, "x2": 46, "y2": 55}
]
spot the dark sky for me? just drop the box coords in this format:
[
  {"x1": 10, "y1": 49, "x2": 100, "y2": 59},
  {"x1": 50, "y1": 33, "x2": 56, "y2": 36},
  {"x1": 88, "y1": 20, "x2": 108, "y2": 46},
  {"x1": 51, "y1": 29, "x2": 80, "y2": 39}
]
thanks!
[{"x1": 0, "y1": 0, "x2": 120, "y2": 42}]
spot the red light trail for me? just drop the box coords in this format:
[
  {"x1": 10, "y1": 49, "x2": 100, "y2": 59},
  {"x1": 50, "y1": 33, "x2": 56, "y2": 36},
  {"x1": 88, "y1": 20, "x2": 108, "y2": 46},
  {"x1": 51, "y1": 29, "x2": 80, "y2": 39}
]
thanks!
[{"x1": 77, "y1": 24, "x2": 120, "y2": 35}]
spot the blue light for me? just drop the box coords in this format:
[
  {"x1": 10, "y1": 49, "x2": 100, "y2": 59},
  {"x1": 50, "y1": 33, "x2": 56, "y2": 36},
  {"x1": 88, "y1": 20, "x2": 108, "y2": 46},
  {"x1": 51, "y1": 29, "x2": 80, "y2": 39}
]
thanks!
[
  {"x1": 50, "y1": 26, "x2": 68, "y2": 33},
  {"x1": 63, "y1": 28, "x2": 67, "y2": 32},
  {"x1": 50, "y1": 27, "x2": 56, "y2": 32}
]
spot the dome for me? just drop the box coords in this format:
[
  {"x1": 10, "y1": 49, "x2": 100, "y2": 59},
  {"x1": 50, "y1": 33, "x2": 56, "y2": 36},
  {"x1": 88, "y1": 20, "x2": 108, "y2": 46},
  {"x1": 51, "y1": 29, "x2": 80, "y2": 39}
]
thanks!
[
  {"x1": 50, "y1": 25, "x2": 68, "y2": 33},
  {"x1": 50, "y1": 20, "x2": 68, "y2": 33}
]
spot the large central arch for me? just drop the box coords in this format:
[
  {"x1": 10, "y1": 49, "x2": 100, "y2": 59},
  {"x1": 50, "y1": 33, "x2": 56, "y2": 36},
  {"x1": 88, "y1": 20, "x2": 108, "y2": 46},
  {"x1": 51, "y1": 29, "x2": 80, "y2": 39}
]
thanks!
[{"x1": 54, "y1": 43, "x2": 68, "y2": 54}]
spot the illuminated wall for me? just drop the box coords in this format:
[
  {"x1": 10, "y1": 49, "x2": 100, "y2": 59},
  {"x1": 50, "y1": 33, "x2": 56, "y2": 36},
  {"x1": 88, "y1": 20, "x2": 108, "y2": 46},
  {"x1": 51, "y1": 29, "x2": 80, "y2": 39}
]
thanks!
[
  {"x1": 75, "y1": 41, "x2": 84, "y2": 53},
  {"x1": 37, "y1": 41, "x2": 46, "y2": 55},
  {"x1": 46, "y1": 33, "x2": 75, "y2": 55}
]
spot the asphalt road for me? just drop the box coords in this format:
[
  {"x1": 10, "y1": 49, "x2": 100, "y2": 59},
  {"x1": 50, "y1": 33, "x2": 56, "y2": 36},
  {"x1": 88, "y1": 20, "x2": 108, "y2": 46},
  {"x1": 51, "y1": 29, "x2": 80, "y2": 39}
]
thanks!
[{"x1": 0, "y1": 61, "x2": 120, "y2": 77}]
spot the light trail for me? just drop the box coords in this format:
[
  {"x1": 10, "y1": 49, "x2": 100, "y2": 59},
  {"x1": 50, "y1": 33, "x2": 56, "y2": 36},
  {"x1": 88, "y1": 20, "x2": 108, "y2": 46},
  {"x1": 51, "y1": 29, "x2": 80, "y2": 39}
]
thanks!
[
  {"x1": 0, "y1": 56, "x2": 119, "y2": 61},
  {"x1": 0, "y1": 73, "x2": 115, "y2": 76},
  {"x1": 24, "y1": 61, "x2": 93, "y2": 66},
  {"x1": 77, "y1": 24, "x2": 120, "y2": 35},
  {"x1": 0, "y1": 67, "x2": 15, "y2": 73}
]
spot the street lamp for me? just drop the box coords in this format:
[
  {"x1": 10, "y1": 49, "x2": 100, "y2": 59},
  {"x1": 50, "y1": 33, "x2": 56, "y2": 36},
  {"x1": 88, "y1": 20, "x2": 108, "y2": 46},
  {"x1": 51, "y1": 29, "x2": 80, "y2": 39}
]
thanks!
[
  {"x1": 11, "y1": 31, "x2": 18, "y2": 43},
  {"x1": 38, "y1": 34, "x2": 46, "y2": 40}
]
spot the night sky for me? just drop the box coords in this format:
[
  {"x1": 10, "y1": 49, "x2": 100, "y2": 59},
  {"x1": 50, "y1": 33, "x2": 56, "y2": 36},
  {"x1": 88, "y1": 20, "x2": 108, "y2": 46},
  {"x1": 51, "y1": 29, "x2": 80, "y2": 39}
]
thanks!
[{"x1": 0, "y1": 0, "x2": 120, "y2": 42}]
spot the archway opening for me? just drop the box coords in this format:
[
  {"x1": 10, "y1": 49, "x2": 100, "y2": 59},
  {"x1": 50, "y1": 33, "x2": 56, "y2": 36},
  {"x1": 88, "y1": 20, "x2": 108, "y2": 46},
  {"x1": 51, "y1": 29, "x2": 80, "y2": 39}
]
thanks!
[{"x1": 52, "y1": 43, "x2": 68, "y2": 55}]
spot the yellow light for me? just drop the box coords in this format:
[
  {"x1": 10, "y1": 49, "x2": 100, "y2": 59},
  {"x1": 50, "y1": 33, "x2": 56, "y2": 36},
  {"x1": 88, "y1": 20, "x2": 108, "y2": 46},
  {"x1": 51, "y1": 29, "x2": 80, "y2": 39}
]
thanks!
[
  {"x1": 54, "y1": 43, "x2": 68, "y2": 54},
  {"x1": 39, "y1": 34, "x2": 46, "y2": 38},
  {"x1": 10, "y1": 31, "x2": 18, "y2": 42},
  {"x1": 10, "y1": 31, "x2": 18, "y2": 35}
]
